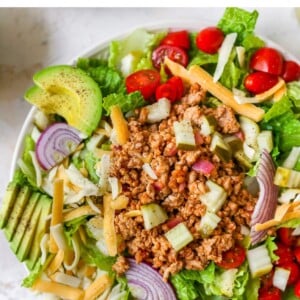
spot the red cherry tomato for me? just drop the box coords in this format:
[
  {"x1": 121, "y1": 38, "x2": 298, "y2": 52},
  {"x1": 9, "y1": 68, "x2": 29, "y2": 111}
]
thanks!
[
  {"x1": 258, "y1": 286, "x2": 281, "y2": 300},
  {"x1": 250, "y1": 47, "x2": 283, "y2": 75},
  {"x1": 281, "y1": 60, "x2": 300, "y2": 82},
  {"x1": 244, "y1": 71, "x2": 279, "y2": 94},
  {"x1": 294, "y1": 280, "x2": 300, "y2": 297},
  {"x1": 125, "y1": 69, "x2": 160, "y2": 100},
  {"x1": 155, "y1": 83, "x2": 177, "y2": 102},
  {"x1": 278, "y1": 227, "x2": 297, "y2": 246},
  {"x1": 294, "y1": 247, "x2": 300, "y2": 264},
  {"x1": 195, "y1": 27, "x2": 224, "y2": 54},
  {"x1": 216, "y1": 245, "x2": 246, "y2": 269},
  {"x1": 152, "y1": 45, "x2": 189, "y2": 70},
  {"x1": 167, "y1": 76, "x2": 184, "y2": 100},
  {"x1": 274, "y1": 243, "x2": 294, "y2": 265},
  {"x1": 160, "y1": 30, "x2": 190, "y2": 50},
  {"x1": 280, "y1": 261, "x2": 300, "y2": 285}
]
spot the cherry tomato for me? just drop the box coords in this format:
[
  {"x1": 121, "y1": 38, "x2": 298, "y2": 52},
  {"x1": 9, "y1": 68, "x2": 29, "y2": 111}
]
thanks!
[
  {"x1": 125, "y1": 69, "x2": 160, "y2": 100},
  {"x1": 244, "y1": 71, "x2": 279, "y2": 94},
  {"x1": 258, "y1": 286, "x2": 281, "y2": 300},
  {"x1": 250, "y1": 47, "x2": 283, "y2": 75},
  {"x1": 167, "y1": 76, "x2": 184, "y2": 100},
  {"x1": 294, "y1": 280, "x2": 300, "y2": 297},
  {"x1": 155, "y1": 83, "x2": 177, "y2": 102},
  {"x1": 281, "y1": 60, "x2": 300, "y2": 82},
  {"x1": 294, "y1": 247, "x2": 300, "y2": 264},
  {"x1": 216, "y1": 245, "x2": 246, "y2": 269},
  {"x1": 152, "y1": 45, "x2": 189, "y2": 70},
  {"x1": 278, "y1": 227, "x2": 297, "y2": 246},
  {"x1": 280, "y1": 261, "x2": 300, "y2": 285},
  {"x1": 274, "y1": 243, "x2": 294, "y2": 265},
  {"x1": 195, "y1": 27, "x2": 224, "y2": 54},
  {"x1": 160, "y1": 30, "x2": 190, "y2": 50}
]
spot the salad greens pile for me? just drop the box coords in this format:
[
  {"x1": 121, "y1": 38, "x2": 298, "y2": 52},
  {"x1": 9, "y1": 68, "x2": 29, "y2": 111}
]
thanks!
[{"x1": 1, "y1": 6, "x2": 300, "y2": 300}]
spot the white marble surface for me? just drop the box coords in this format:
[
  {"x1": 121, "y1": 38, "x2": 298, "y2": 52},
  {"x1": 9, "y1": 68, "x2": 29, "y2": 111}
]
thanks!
[{"x1": 0, "y1": 7, "x2": 300, "y2": 299}]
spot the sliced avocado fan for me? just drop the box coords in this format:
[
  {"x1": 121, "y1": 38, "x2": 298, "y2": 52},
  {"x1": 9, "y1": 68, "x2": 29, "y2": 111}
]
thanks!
[{"x1": 24, "y1": 65, "x2": 102, "y2": 136}]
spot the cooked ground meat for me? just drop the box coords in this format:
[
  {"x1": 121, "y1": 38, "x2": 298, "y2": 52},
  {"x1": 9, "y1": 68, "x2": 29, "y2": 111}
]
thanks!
[{"x1": 110, "y1": 84, "x2": 257, "y2": 280}]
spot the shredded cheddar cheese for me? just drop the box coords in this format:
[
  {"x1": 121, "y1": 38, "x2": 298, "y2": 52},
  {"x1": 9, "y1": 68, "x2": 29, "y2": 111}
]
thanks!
[
  {"x1": 110, "y1": 105, "x2": 129, "y2": 145},
  {"x1": 47, "y1": 249, "x2": 65, "y2": 275},
  {"x1": 103, "y1": 194, "x2": 118, "y2": 256},
  {"x1": 83, "y1": 273, "x2": 112, "y2": 300},
  {"x1": 63, "y1": 205, "x2": 98, "y2": 223}
]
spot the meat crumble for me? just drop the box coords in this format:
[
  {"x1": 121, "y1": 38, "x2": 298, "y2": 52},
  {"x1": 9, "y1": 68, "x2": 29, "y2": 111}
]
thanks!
[{"x1": 110, "y1": 83, "x2": 257, "y2": 280}]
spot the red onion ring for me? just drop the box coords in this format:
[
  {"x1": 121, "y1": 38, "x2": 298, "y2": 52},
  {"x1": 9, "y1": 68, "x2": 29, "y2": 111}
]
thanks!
[
  {"x1": 125, "y1": 258, "x2": 176, "y2": 300},
  {"x1": 36, "y1": 122, "x2": 82, "y2": 170},
  {"x1": 250, "y1": 149, "x2": 278, "y2": 245}
]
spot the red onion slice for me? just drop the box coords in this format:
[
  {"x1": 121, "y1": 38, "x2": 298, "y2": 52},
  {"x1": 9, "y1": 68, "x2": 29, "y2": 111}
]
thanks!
[
  {"x1": 192, "y1": 160, "x2": 215, "y2": 175},
  {"x1": 250, "y1": 149, "x2": 278, "y2": 245},
  {"x1": 125, "y1": 258, "x2": 176, "y2": 300},
  {"x1": 36, "y1": 122, "x2": 82, "y2": 170}
]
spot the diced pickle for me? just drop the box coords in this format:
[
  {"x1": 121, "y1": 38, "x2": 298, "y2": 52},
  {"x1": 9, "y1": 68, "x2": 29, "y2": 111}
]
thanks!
[
  {"x1": 199, "y1": 115, "x2": 217, "y2": 136},
  {"x1": 165, "y1": 223, "x2": 193, "y2": 252},
  {"x1": 173, "y1": 120, "x2": 196, "y2": 150},
  {"x1": 224, "y1": 135, "x2": 243, "y2": 152},
  {"x1": 210, "y1": 132, "x2": 232, "y2": 162},
  {"x1": 141, "y1": 203, "x2": 168, "y2": 230}
]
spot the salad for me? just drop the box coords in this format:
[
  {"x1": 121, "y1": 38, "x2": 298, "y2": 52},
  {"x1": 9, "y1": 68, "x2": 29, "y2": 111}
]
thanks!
[{"x1": 1, "y1": 6, "x2": 300, "y2": 300}]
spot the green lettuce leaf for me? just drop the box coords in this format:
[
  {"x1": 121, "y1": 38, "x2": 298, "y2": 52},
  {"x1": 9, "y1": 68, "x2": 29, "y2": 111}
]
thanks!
[
  {"x1": 22, "y1": 260, "x2": 43, "y2": 287},
  {"x1": 263, "y1": 95, "x2": 292, "y2": 122},
  {"x1": 170, "y1": 272, "x2": 200, "y2": 300},
  {"x1": 231, "y1": 263, "x2": 249, "y2": 299},
  {"x1": 83, "y1": 151, "x2": 99, "y2": 184},
  {"x1": 287, "y1": 81, "x2": 300, "y2": 109},
  {"x1": 81, "y1": 242, "x2": 116, "y2": 273},
  {"x1": 241, "y1": 34, "x2": 265, "y2": 51},
  {"x1": 108, "y1": 28, "x2": 166, "y2": 75},
  {"x1": 265, "y1": 236, "x2": 279, "y2": 263},
  {"x1": 217, "y1": 7, "x2": 259, "y2": 43},
  {"x1": 103, "y1": 91, "x2": 146, "y2": 115},
  {"x1": 219, "y1": 50, "x2": 246, "y2": 89},
  {"x1": 243, "y1": 277, "x2": 260, "y2": 300},
  {"x1": 77, "y1": 58, "x2": 125, "y2": 97},
  {"x1": 64, "y1": 215, "x2": 87, "y2": 246},
  {"x1": 283, "y1": 286, "x2": 299, "y2": 300}
]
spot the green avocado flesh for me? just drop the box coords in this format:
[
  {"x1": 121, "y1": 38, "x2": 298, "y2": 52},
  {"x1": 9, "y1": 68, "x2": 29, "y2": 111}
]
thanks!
[
  {"x1": 0, "y1": 183, "x2": 53, "y2": 266},
  {"x1": 24, "y1": 65, "x2": 102, "y2": 136}
]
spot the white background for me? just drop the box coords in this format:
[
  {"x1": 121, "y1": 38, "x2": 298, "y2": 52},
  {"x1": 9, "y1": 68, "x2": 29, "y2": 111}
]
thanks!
[{"x1": 0, "y1": 7, "x2": 300, "y2": 299}]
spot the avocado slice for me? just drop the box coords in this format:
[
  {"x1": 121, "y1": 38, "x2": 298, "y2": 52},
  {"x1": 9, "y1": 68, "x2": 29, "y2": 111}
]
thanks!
[
  {"x1": 26, "y1": 195, "x2": 52, "y2": 270},
  {"x1": 0, "y1": 182, "x2": 20, "y2": 229},
  {"x1": 4, "y1": 186, "x2": 31, "y2": 241},
  {"x1": 10, "y1": 192, "x2": 40, "y2": 254},
  {"x1": 24, "y1": 65, "x2": 102, "y2": 136},
  {"x1": 16, "y1": 195, "x2": 43, "y2": 263}
]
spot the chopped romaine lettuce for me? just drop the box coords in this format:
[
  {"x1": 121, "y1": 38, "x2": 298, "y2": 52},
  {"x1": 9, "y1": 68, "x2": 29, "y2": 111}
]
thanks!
[
  {"x1": 22, "y1": 260, "x2": 43, "y2": 288},
  {"x1": 64, "y1": 215, "x2": 87, "y2": 246},
  {"x1": 81, "y1": 242, "x2": 116, "y2": 273},
  {"x1": 77, "y1": 58, "x2": 125, "y2": 97},
  {"x1": 265, "y1": 236, "x2": 279, "y2": 263},
  {"x1": 287, "y1": 81, "x2": 300, "y2": 109},
  {"x1": 103, "y1": 91, "x2": 146, "y2": 115},
  {"x1": 83, "y1": 151, "x2": 99, "y2": 184},
  {"x1": 217, "y1": 7, "x2": 259, "y2": 43},
  {"x1": 108, "y1": 28, "x2": 166, "y2": 75}
]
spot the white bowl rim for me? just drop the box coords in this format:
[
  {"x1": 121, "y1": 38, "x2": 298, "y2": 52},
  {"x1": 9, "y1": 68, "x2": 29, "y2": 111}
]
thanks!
[{"x1": 10, "y1": 20, "x2": 300, "y2": 180}]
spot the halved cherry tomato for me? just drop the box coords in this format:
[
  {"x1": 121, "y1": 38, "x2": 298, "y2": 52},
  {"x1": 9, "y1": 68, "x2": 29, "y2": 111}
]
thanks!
[
  {"x1": 155, "y1": 83, "x2": 177, "y2": 102},
  {"x1": 294, "y1": 247, "x2": 300, "y2": 264},
  {"x1": 160, "y1": 30, "x2": 190, "y2": 50},
  {"x1": 258, "y1": 286, "x2": 281, "y2": 300},
  {"x1": 250, "y1": 47, "x2": 283, "y2": 75},
  {"x1": 125, "y1": 69, "x2": 160, "y2": 100},
  {"x1": 195, "y1": 27, "x2": 224, "y2": 54},
  {"x1": 244, "y1": 71, "x2": 279, "y2": 94},
  {"x1": 167, "y1": 76, "x2": 184, "y2": 100},
  {"x1": 294, "y1": 279, "x2": 300, "y2": 297},
  {"x1": 278, "y1": 227, "x2": 297, "y2": 246},
  {"x1": 280, "y1": 261, "x2": 300, "y2": 285},
  {"x1": 281, "y1": 60, "x2": 300, "y2": 82},
  {"x1": 274, "y1": 243, "x2": 294, "y2": 265},
  {"x1": 216, "y1": 245, "x2": 246, "y2": 269},
  {"x1": 152, "y1": 45, "x2": 189, "y2": 70}
]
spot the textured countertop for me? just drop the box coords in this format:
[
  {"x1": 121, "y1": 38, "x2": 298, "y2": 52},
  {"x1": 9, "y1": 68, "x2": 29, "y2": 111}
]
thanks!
[{"x1": 0, "y1": 7, "x2": 300, "y2": 299}]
